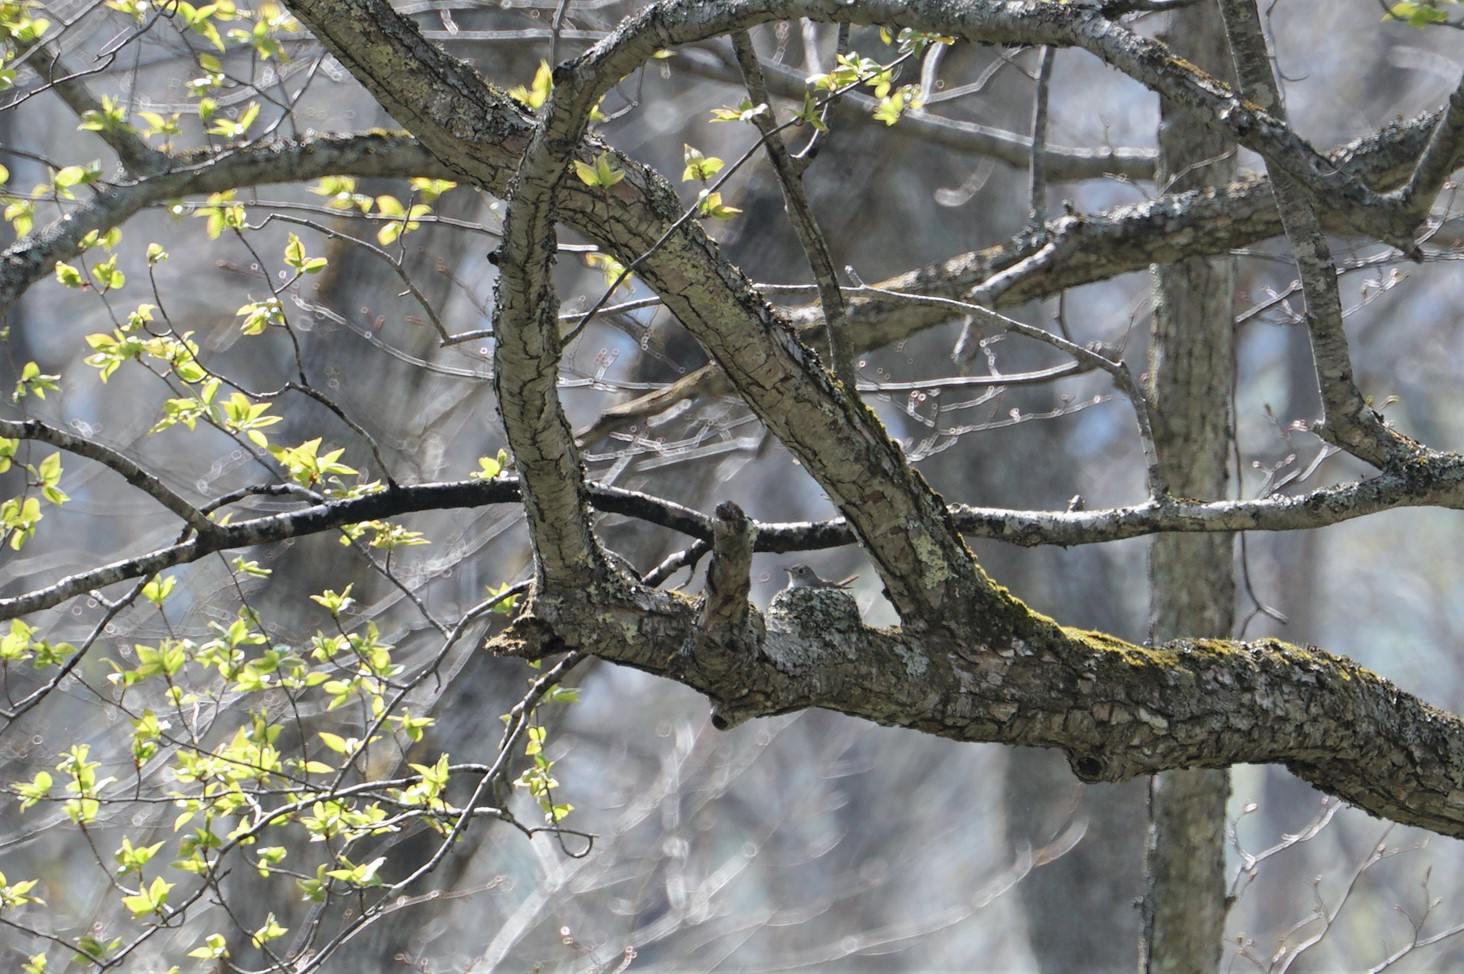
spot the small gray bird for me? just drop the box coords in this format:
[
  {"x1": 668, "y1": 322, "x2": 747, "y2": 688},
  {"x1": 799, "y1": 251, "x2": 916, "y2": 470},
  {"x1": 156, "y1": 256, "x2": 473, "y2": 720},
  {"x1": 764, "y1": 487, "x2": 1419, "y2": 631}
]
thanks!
[{"x1": 784, "y1": 564, "x2": 859, "y2": 590}]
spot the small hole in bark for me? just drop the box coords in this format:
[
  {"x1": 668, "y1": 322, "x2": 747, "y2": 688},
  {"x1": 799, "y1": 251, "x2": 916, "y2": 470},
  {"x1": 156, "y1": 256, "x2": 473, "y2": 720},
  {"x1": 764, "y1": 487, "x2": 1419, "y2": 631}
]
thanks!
[{"x1": 1072, "y1": 755, "x2": 1103, "y2": 781}]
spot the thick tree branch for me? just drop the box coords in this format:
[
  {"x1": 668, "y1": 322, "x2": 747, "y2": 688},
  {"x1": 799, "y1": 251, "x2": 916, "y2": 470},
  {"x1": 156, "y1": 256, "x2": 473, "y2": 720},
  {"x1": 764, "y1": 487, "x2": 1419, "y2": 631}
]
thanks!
[
  {"x1": 489, "y1": 583, "x2": 1464, "y2": 839},
  {"x1": 1389, "y1": 69, "x2": 1464, "y2": 225},
  {"x1": 544, "y1": 4, "x2": 1006, "y2": 623},
  {"x1": 489, "y1": 75, "x2": 604, "y2": 584}
]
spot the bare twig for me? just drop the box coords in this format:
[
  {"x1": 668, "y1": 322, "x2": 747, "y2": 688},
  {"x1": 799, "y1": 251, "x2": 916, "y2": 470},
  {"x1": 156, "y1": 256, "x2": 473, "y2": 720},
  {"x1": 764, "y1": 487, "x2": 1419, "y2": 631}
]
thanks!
[
  {"x1": 0, "y1": 417, "x2": 221, "y2": 541},
  {"x1": 731, "y1": 29, "x2": 854, "y2": 388},
  {"x1": 1217, "y1": 0, "x2": 1415, "y2": 469},
  {"x1": 1028, "y1": 47, "x2": 1056, "y2": 225}
]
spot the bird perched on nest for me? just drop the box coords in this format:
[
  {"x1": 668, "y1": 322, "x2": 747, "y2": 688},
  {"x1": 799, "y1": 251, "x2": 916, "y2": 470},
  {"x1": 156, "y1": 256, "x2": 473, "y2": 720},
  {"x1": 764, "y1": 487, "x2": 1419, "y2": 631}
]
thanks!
[{"x1": 783, "y1": 565, "x2": 859, "y2": 590}]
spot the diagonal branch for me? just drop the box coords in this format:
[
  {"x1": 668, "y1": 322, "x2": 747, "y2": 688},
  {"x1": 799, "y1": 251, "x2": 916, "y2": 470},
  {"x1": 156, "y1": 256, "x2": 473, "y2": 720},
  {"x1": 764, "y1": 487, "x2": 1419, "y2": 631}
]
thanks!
[
  {"x1": 1388, "y1": 68, "x2": 1464, "y2": 226},
  {"x1": 538, "y1": 3, "x2": 996, "y2": 622},
  {"x1": 0, "y1": 417, "x2": 222, "y2": 541},
  {"x1": 730, "y1": 29, "x2": 854, "y2": 389},
  {"x1": 1217, "y1": 0, "x2": 1414, "y2": 469}
]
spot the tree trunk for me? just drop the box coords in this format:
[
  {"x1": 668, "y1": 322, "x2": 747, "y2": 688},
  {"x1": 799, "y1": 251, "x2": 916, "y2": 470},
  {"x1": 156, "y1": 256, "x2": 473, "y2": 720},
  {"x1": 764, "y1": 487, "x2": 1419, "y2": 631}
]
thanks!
[{"x1": 1141, "y1": 3, "x2": 1238, "y2": 971}]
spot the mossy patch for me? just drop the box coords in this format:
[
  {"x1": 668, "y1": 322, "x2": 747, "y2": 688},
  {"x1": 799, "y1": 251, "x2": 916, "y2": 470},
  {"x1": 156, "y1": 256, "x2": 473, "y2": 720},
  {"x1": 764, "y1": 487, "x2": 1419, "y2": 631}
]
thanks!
[{"x1": 1062, "y1": 626, "x2": 1180, "y2": 668}]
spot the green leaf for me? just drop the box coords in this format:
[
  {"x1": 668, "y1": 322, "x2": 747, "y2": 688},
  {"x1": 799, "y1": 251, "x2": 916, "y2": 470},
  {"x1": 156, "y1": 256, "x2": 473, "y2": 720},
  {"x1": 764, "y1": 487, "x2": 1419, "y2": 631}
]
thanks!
[
  {"x1": 121, "y1": 876, "x2": 173, "y2": 917},
  {"x1": 77, "y1": 95, "x2": 131, "y2": 135},
  {"x1": 90, "y1": 254, "x2": 125, "y2": 291},
  {"x1": 488, "y1": 582, "x2": 519, "y2": 615},
  {"x1": 142, "y1": 574, "x2": 176, "y2": 606},
  {"x1": 710, "y1": 98, "x2": 767, "y2": 123},
  {"x1": 508, "y1": 59, "x2": 553, "y2": 109},
  {"x1": 309, "y1": 584, "x2": 354, "y2": 616},
  {"x1": 682, "y1": 144, "x2": 724, "y2": 182},
  {"x1": 35, "y1": 453, "x2": 67, "y2": 504},
  {"x1": 53, "y1": 164, "x2": 99, "y2": 189},
  {"x1": 113, "y1": 836, "x2": 165, "y2": 874},
  {"x1": 311, "y1": 175, "x2": 372, "y2": 212},
  {"x1": 408, "y1": 177, "x2": 455, "y2": 202},
  {"x1": 584, "y1": 251, "x2": 633, "y2": 293},
  {"x1": 236, "y1": 297, "x2": 285, "y2": 334},
  {"x1": 269, "y1": 438, "x2": 357, "y2": 487},
  {"x1": 697, "y1": 190, "x2": 741, "y2": 220},
  {"x1": 573, "y1": 152, "x2": 625, "y2": 189},
  {"x1": 53, "y1": 262, "x2": 84, "y2": 288},
  {"x1": 470, "y1": 449, "x2": 510, "y2": 479},
  {"x1": 12, "y1": 361, "x2": 60, "y2": 401},
  {"x1": 13, "y1": 770, "x2": 52, "y2": 811},
  {"x1": 1385, "y1": 1, "x2": 1451, "y2": 24},
  {"x1": 186, "y1": 934, "x2": 229, "y2": 961},
  {"x1": 325, "y1": 855, "x2": 385, "y2": 886}
]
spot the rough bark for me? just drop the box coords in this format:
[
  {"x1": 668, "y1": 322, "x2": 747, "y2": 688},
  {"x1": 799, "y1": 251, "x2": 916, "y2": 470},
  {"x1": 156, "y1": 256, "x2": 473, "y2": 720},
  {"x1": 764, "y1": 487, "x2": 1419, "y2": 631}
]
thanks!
[
  {"x1": 6, "y1": 0, "x2": 1464, "y2": 846},
  {"x1": 12, "y1": 2, "x2": 1464, "y2": 970},
  {"x1": 1141, "y1": 4, "x2": 1237, "y2": 971}
]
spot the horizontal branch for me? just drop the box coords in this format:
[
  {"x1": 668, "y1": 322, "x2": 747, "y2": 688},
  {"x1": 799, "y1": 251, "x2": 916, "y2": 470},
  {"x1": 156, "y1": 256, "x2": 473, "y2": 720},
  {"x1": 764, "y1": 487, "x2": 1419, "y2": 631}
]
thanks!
[
  {"x1": 673, "y1": 45, "x2": 1159, "y2": 181},
  {"x1": 7, "y1": 453, "x2": 1464, "y2": 620},
  {"x1": 0, "y1": 477, "x2": 715, "y2": 619},
  {"x1": 491, "y1": 579, "x2": 1464, "y2": 839},
  {"x1": 0, "y1": 133, "x2": 451, "y2": 318}
]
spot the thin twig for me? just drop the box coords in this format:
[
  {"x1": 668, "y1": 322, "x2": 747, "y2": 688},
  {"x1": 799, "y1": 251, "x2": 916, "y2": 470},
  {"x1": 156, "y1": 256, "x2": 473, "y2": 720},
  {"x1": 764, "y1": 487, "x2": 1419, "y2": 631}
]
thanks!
[
  {"x1": 731, "y1": 29, "x2": 853, "y2": 389},
  {"x1": 0, "y1": 417, "x2": 221, "y2": 540},
  {"x1": 1028, "y1": 47, "x2": 1055, "y2": 225}
]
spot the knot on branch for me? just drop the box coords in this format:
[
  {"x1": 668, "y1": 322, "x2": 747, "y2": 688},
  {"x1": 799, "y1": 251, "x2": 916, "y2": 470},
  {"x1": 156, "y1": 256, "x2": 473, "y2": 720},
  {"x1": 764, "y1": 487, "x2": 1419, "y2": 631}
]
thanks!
[
  {"x1": 686, "y1": 503, "x2": 768, "y2": 717},
  {"x1": 1066, "y1": 752, "x2": 1113, "y2": 784},
  {"x1": 700, "y1": 501, "x2": 754, "y2": 633}
]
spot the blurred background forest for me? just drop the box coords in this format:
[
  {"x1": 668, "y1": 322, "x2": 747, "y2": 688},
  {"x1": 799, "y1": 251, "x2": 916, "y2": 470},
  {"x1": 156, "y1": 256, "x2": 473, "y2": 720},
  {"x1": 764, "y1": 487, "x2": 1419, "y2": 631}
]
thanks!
[{"x1": 5, "y1": 0, "x2": 1464, "y2": 970}]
